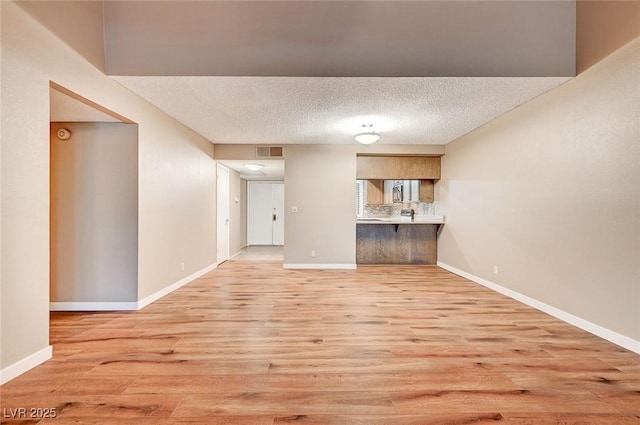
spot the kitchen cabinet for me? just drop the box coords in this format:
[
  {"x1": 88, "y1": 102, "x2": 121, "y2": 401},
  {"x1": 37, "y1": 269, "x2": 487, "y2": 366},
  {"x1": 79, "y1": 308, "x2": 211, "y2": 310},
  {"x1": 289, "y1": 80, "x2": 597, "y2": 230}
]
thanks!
[
  {"x1": 356, "y1": 155, "x2": 441, "y2": 180},
  {"x1": 356, "y1": 223, "x2": 438, "y2": 265},
  {"x1": 419, "y1": 179, "x2": 434, "y2": 203},
  {"x1": 366, "y1": 180, "x2": 384, "y2": 205}
]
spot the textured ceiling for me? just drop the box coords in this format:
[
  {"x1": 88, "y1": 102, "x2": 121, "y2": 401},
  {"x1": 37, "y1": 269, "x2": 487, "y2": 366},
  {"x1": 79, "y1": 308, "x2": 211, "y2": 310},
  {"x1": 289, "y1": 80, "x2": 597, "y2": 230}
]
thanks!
[
  {"x1": 112, "y1": 76, "x2": 570, "y2": 145},
  {"x1": 104, "y1": 1, "x2": 576, "y2": 77}
]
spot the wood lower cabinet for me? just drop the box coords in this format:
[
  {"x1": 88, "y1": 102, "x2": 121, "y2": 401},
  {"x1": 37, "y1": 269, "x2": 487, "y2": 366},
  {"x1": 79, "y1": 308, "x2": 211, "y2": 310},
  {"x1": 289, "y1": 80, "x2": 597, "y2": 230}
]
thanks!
[{"x1": 356, "y1": 223, "x2": 438, "y2": 265}]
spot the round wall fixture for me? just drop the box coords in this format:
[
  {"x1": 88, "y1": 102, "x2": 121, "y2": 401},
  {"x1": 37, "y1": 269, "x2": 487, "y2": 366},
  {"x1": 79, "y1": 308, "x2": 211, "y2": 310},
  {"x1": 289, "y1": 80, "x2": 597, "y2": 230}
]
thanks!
[{"x1": 56, "y1": 128, "x2": 72, "y2": 140}]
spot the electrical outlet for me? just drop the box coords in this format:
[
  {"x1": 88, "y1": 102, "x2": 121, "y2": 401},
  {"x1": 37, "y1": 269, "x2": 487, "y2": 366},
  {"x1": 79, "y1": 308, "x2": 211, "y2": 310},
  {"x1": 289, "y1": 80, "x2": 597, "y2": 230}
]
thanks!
[
  {"x1": 493, "y1": 265, "x2": 499, "y2": 275},
  {"x1": 180, "y1": 262, "x2": 185, "y2": 271},
  {"x1": 311, "y1": 250, "x2": 316, "y2": 258}
]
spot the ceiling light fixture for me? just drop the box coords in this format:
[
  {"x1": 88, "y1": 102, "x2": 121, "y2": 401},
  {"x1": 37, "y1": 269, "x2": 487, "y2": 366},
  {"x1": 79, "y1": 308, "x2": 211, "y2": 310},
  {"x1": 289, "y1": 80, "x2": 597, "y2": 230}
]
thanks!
[
  {"x1": 244, "y1": 163, "x2": 264, "y2": 171},
  {"x1": 354, "y1": 124, "x2": 381, "y2": 145}
]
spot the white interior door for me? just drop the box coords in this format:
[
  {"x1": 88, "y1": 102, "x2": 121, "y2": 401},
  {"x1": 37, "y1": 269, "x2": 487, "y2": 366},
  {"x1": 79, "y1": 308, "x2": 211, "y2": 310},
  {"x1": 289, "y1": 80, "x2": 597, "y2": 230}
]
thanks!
[
  {"x1": 216, "y1": 164, "x2": 230, "y2": 264},
  {"x1": 248, "y1": 182, "x2": 285, "y2": 245},
  {"x1": 248, "y1": 182, "x2": 274, "y2": 245},
  {"x1": 272, "y1": 183, "x2": 285, "y2": 245}
]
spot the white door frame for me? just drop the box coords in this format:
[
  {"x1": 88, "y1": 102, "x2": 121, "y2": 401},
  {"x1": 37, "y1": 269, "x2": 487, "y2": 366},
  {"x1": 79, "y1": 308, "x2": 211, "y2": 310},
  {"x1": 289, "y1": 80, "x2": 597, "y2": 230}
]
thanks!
[{"x1": 216, "y1": 164, "x2": 230, "y2": 264}]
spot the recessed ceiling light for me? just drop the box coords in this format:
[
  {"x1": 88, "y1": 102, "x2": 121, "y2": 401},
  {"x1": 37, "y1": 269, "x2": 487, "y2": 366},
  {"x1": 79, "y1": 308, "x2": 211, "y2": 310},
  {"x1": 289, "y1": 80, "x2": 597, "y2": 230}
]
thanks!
[{"x1": 244, "y1": 163, "x2": 264, "y2": 171}]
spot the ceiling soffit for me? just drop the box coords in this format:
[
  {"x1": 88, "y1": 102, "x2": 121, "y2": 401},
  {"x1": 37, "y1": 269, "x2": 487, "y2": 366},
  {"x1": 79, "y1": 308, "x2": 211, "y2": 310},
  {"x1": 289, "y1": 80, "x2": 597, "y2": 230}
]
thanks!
[{"x1": 104, "y1": 1, "x2": 576, "y2": 77}]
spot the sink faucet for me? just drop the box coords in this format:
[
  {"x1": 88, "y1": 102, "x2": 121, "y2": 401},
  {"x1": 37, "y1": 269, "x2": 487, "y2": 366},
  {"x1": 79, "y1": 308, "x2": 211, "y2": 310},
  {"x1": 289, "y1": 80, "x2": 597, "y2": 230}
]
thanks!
[{"x1": 410, "y1": 209, "x2": 415, "y2": 221}]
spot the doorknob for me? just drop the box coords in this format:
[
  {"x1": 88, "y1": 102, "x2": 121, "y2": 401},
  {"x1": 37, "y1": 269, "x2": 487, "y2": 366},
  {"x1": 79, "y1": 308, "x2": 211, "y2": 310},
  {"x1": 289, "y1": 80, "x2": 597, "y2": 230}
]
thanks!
[{"x1": 273, "y1": 213, "x2": 277, "y2": 222}]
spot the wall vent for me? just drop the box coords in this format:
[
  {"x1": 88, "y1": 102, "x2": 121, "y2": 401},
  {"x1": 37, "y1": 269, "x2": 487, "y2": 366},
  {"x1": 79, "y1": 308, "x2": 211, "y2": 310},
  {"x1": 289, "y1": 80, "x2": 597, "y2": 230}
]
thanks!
[{"x1": 256, "y1": 146, "x2": 283, "y2": 158}]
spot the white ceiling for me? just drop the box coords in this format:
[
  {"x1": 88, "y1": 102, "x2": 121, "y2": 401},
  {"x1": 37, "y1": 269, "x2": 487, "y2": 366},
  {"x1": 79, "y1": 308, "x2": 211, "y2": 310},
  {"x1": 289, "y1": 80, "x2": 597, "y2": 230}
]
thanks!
[
  {"x1": 219, "y1": 160, "x2": 285, "y2": 181},
  {"x1": 112, "y1": 76, "x2": 569, "y2": 145}
]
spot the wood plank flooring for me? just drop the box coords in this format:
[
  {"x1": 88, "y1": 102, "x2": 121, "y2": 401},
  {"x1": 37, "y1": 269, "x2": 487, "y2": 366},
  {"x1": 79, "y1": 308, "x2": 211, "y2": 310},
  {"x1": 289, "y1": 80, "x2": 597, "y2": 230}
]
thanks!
[{"x1": 1, "y1": 262, "x2": 639, "y2": 424}]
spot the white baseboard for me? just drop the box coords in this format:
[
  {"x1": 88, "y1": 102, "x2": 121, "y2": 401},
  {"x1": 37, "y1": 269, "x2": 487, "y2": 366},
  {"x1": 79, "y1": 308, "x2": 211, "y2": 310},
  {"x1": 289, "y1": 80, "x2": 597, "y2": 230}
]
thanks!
[
  {"x1": 0, "y1": 345, "x2": 52, "y2": 385},
  {"x1": 49, "y1": 263, "x2": 218, "y2": 312},
  {"x1": 283, "y1": 263, "x2": 357, "y2": 270},
  {"x1": 50, "y1": 302, "x2": 138, "y2": 311},
  {"x1": 437, "y1": 261, "x2": 640, "y2": 355},
  {"x1": 137, "y1": 262, "x2": 217, "y2": 309}
]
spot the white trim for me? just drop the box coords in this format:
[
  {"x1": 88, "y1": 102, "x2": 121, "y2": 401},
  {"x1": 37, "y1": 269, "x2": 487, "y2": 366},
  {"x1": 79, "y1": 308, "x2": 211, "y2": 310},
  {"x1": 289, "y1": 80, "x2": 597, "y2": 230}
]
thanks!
[
  {"x1": 437, "y1": 261, "x2": 640, "y2": 355},
  {"x1": 137, "y1": 262, "x2": 217, "y2": 309},
  {"x1": 50, "y1": 302, "x2": 138, "y2": 311},
  {"x1": 283, "y1": 263, "x2": 357, "y2": 270},
  {"x1": 217, "y1": 163, "x2": 231, "y2": 265},
  {"x1": 0, "y1": 345, "x2": 52, "y2": 385},
  {"x1": 49, "y1": 263, "x2": 218, "y2": 312}
]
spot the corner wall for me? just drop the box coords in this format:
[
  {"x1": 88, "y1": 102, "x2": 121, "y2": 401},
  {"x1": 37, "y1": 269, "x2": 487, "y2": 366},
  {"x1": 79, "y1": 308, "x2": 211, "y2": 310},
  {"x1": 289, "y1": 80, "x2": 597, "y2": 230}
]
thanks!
[
  {"x1": 284, "y1": 145, "x2": 357, "y2": 268},
  {"x1": 437, "y1": 37, "x2": 640, "y2": 347},
  {"x1": 1, "y1": 2, "x2": 216, "y2": 381}
]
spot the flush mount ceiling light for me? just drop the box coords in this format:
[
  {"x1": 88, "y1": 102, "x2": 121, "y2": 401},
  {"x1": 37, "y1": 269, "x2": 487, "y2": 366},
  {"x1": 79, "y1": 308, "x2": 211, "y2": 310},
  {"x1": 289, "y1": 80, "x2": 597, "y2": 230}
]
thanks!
[
  {"x1": 244, "y1": 163, "x2": 264, "y2": 171},
  {"x1": 354, "y1": 124, "x2": 381, "y2": 145}
]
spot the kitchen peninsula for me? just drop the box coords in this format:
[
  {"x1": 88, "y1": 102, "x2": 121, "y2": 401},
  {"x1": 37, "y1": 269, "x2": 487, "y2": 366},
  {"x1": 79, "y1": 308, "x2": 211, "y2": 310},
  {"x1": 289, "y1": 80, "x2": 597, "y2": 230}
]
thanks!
[
  {"x1": 356, "y1": 154, "x2": 444, "y2": 265},
  {"x1": 356, "y1": 216, "x2": 444, "y2": 265}
]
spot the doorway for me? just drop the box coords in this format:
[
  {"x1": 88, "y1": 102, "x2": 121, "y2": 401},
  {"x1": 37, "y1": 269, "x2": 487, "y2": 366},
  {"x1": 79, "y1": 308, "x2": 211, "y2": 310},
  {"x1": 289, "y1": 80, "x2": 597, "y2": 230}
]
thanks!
[
  {"x1": 247, "y1": 181, "x2": 285, "y2": 246},
  {"x1": 49, "y1": 84, "x2": 138, "y2": 311}
]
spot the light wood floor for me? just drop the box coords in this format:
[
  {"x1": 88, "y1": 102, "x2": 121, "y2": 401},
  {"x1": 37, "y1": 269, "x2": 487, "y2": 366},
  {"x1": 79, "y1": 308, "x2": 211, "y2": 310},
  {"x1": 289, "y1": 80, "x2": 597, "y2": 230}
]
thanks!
[
  {"x1": 1, "y1": 262, "x2": 639, "y2": 424},
  {"x1": 230, "y1": 246, "x2": 284, "y2": 262}
]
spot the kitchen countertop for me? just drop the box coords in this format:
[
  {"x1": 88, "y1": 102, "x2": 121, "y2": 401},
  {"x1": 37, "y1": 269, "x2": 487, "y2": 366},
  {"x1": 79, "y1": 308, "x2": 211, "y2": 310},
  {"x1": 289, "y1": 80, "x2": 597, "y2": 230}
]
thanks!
[{"x1": 356, "y1": 215, "x2": 445, "y2": 225}]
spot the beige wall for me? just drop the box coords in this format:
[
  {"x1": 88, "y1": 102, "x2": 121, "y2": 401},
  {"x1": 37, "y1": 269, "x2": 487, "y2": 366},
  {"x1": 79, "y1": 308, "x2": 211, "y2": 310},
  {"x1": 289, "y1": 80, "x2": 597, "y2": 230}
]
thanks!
[
  {"x1": 437, "y1": 37, "x2": 640, "y2": 342},
  {"x1": 50, "y1": 122, "x2": 138, "y2": 303},
  {"x1": 1, "y1": 2, "x2": 216, "y2": 372},
  {"x1": 16, "y1": 1, "x2": 106, "y2": 72},
  {"x1": 215, "y1": 143, "x2": 445, "y2": 160},
  {"x1": 284, "y1": 145, "x2": 357, "y2": 266},
  {"x1": 577, "y1": 1, "x2": 640, "y2": 73}
]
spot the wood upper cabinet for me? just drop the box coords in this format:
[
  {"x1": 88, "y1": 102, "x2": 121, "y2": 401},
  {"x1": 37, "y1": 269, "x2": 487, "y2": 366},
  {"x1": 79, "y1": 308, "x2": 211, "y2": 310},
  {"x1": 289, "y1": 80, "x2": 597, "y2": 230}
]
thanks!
[
  {"x1": 419, "y1": 179, "x2": 434, "y2": 203},
  {"x1": 366, "y1": 180, "x2": 384, "y2": 205},
  {"x1": 356, "y1": 155, "x2": 441, "y2": 180}
]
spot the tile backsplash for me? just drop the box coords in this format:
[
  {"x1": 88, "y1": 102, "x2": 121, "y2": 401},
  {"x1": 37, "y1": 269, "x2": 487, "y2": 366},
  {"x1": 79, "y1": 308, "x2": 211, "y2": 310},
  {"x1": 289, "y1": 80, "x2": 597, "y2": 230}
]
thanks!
[{"x1": 363, "y1": 202, "x2": 435, "y2": 218}]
